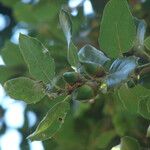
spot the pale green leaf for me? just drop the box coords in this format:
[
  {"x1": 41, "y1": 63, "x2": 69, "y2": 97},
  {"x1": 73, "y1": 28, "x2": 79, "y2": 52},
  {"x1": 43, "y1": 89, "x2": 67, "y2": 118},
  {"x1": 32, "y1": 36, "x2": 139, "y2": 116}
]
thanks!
[
  {"x1": 99, "y1": 0, "x2": 136, "y2": 58},
  {"x1": 59, "y1": 9, "x2": 72, "y2": 48},
  {"x1": 68, "y1": 42, "x2": 80, "y2": 71},
  {"x1": 4, "y1": 77, "x2": 45, "y2": 104},
  {"x1": 120, "y1": 136, "x2": 140, "y2": 150},
  {"x1": 28, "y1": 101, "x2": 70, "y2": 141},
  {"x1": 78, "y1": 44, "x2": 110, "y2": 65},
  {"x1": 19, "y1": 34, "x2": 55, "y2": 84},
  {"x1": 111, "y1": 137, "x2": 140, "y2": 150},
  {"x1": 147, "y1": 125, "x2": 150, "y2": 137}
]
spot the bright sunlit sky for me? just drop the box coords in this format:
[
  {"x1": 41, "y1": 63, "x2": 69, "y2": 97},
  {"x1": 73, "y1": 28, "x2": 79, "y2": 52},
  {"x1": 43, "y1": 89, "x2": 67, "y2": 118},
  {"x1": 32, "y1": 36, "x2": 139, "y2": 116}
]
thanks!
[{"x1": 0, "y1": 0, "x2": 94, "y2": 149}]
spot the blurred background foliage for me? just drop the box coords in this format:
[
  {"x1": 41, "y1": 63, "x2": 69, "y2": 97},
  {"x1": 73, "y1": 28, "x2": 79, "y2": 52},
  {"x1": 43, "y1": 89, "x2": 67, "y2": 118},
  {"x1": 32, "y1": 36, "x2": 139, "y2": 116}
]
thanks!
[{"x1": 0, "y1": 0, "x2": 149, "y2": 149}]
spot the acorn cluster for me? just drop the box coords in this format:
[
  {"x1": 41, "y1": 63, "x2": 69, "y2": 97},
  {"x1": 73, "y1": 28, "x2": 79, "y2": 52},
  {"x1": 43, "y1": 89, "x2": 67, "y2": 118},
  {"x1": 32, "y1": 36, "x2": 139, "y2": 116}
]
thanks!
[{"x1": 63, "y1": 62, "x2": 106, "y2": 102}]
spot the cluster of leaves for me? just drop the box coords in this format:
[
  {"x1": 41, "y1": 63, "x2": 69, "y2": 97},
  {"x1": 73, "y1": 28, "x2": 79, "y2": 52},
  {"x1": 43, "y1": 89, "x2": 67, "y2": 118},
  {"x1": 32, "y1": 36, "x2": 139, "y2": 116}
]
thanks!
[{"x1": 0, "y1": 0, "x2": 150, "y2": 149}]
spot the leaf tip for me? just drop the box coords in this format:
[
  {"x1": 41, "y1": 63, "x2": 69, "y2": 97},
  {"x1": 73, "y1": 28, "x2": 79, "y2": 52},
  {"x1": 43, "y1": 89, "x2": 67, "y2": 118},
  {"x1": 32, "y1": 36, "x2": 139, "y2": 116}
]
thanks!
[
  {"x1": 19, "y1": 33, "x2": 29, "y2": 43},
  {"x1": 3, "y1": 80, "x2": 9, "y2": 91},
  {"x1": 26, "y1": 133, "x2": 35, "y2": 142}
]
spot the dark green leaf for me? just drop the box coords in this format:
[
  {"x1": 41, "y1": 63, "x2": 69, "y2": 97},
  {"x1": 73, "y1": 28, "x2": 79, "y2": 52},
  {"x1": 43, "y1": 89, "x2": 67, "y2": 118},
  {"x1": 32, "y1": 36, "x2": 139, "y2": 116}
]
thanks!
[
  {"x1": 147, "y1": 100, "x2": 150, "y2": 113},
  {"x1": 0, "y1": 65, "x2": 27, "y2": 85},
  {"x1": 95, "y1": 130, "x2": 116, "y2": 149},
  {"x1": 4, "y1": 77, "x2": 45, "y2": 104},
  {"x1": 138, "y1": 97, "x2": 150, "y2": 120},
  {"x1": 14, "y1": 3, "x2": 36, "y2": 23},
  {"x1": 0, "y1": 0, "x2": 18, "y2": 7},
  {"x1": 14, "y1": 2, "x2": 59, "y2": 23},
  {"x1": 78, "y1": 44, "x2": 110, "y2": 65},
  {"x1": 104, "y1": 56, "x2": 138, "y2": 88},
  {"x1": 139, "y1": 71, "x2": 150, "y2": 89},
  {"x1": 19, "y1": 34, "x2": 55, "y2": 84},
  {"x1": 112, "y1": 112, "x2": 138, "y2": 136},
  {"x1": 118, "y1": 85, "x2": 150, "y2": 114},
  {"x1": 28, "y1": 101, "x2": 70, "y2": 141},
  {"x1": 1, "y1": 41, "x2": 25, "y2": 67},
  {"x1": 120, "y1": 136, "x2": 140, "y2": 150},
  {"x1": 99, "y1": 0, "x2": 136, "y2": 58},
  {"x1": 59, "y1": 9, "x2": 72, "y2": 48},
  {"x1": 0, "y1": 66, "x2": 15, "y2": 84}
]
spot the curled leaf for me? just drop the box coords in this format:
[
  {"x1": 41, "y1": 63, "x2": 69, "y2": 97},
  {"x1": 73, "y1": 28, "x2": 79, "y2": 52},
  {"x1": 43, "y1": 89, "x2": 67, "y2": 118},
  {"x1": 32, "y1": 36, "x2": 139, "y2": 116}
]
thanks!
[
  {"x1": 78, "y1": 44, "x2": 110, "y2": 65},
  {"x1": 59, "y1": 9, "x2": 72, "y2": 48},
  {"x1": 104, "y1": 56, "x2": 138, "y2": 88},
  {"x1": 135, "y1": 19, "x2": 147, "y2": 47}
]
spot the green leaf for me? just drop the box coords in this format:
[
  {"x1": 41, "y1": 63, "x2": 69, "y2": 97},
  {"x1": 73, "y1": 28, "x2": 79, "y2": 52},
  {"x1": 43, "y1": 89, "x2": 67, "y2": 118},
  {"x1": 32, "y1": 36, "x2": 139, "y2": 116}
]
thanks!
[
  {"x1": 112, "y1": 112, "x2": 138, "y2": 136},
  {"x1": 99, "y1": 0, "x2": 136, "y2": 58},
  {"x1": 0, "y1": 66, "x2": 15, "y2": 84},
  {"x1": 59, "y1": 10, "x2": 79, "y2": 70},
  {"x1": 0, "y1": 65, "x2": 27, "y2": 85},
  {"x1": 138, "y1": 97, "x2": 150, "y2": 120},
  {"x1": 19, "y1": 34, "x2": 55, "y2": 84},
  {"x1": 67, "y1": 42, "x2": 80, "y2": 71},
  {"x1": 4, "y1": 77, "x2": 45, "y2": 104},
  {"x1": 147, "y1": 100, "x2": 150, "y2": 113},
  {"x1": 0, "y1": 0, "x2": 18, "y2": 7},
  {"x1": 1, "y1": 41, "x2": 25, "y2": 67},
  {"x1": 28, "y1": 101, "x2": 70, "y2": 141},
  {"x1": 118, "y1": 85, "x2": 150, "y2": 114},
  {"x1": 14, "y1": 2, "x2": 59, "y2": 23},
  {"x1": 78, "y1": 44, "x2": 110, "y2": 65},
  {"x1": 111, "y1": 136, "x2": 140, "y2": 150},
  {"x1": 147, "y1": 125, "x2": 150, "y2": 137},
  {"x1": 144, "y1": 36, "x2": 150, "y2": 50},
  {"x1": 120, "y1": 136, "x2": 140, "y2": 150},
  {"x1": 104, "y1": 56, "x2": 138, "y2": 88},
  {"x1": 14, "y1": 3, "x2": 36, "y2": 23},
  {"x1": 95, "y1": 130, "x2": 116, "y2": 149},
  {"x1": 59, "y1": 9, "x2": 72, "y2": 48},
  {"x1": 139, "y1": 70, "x2": 150, "y2": 89}
]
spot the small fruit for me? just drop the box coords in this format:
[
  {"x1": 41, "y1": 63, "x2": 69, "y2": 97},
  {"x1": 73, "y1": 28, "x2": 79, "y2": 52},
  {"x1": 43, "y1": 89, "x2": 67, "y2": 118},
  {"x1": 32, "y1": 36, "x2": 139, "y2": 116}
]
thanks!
[
  {"x1": 83, "y1": 62, "x2": 105, "y2": 77},
  {"x1": 72, "y1": 84, "x2": 95, "y2": 101},
  {"x1": 63, "y1": 72, "x2": 80, "y2": 84}
]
